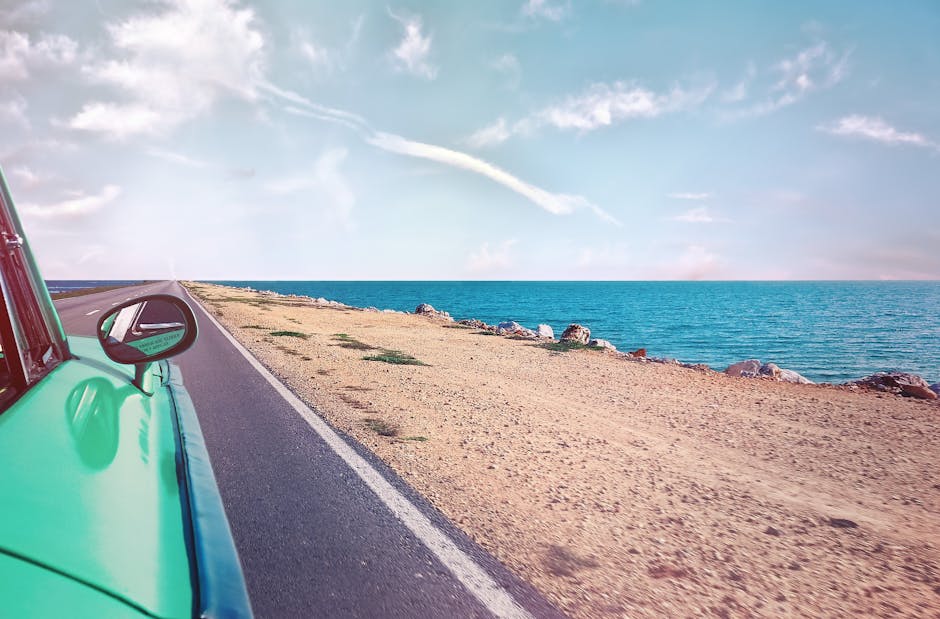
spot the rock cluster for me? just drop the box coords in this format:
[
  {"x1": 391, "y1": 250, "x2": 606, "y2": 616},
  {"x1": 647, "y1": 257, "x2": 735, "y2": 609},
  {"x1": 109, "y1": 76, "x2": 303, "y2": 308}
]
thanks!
[
  {"x1": 410, "y1": 301, "x2": 937, "y2": 400},
  {"x1": 496, "y1": 321, "x2": 536, "y2": 337},
  {"x1": 724, "y1": 360, "x2": 814, "y2": 384},
  {"x1": 848, "y1": 372, "x2": 938, "y2": 400},
  {"x1": 560, "y1": 324, "x2": 591, "y2": 344},
  {"x1": 414, "y1": 303, "x2": 453, "y2": 322}
]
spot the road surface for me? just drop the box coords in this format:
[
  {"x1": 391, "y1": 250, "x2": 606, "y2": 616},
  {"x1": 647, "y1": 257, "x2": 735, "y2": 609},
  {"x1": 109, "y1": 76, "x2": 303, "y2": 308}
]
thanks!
[{"x1": 55, "y1": 281, "x2": 561, "y2": 619}]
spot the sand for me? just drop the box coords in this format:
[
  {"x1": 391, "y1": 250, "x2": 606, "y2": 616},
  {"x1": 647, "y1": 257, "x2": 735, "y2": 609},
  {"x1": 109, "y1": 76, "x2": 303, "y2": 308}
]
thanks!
[{"x1": 184, "y1": 282, "x2": 940, "y2": 618}]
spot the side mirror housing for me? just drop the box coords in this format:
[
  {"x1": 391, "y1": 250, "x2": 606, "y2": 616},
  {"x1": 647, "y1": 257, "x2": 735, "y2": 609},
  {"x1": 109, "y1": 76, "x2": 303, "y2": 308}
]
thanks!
[{"x1": 96, "y1": 294, "x2": 198, "y2": 366}]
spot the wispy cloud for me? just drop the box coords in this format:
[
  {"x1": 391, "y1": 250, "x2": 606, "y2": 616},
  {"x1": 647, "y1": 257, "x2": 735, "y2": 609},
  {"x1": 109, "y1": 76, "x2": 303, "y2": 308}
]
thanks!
[
  {"x1": 465, "y1": 118, "x2": 511, "y2": 148},
  {"x1": 66, "y1": 0, "x2": 265, "y2": 138},
  {"x1": 467, "y1": 239, "x2": 517, "y2": 273},
  {"x1": 293, "y1": 16, "x2": 363, "y2": 75},
  {"x1": 19, "y1": 184, "x2": 121, "y2": 219},
  {"x1": 146, "y1": 148, "x2": 211, "y2": 168},
  {"x1": 670, "y1": 206, "x2": 723, "y2": 223},
  {"x1": 367, "y1": 131, "x2": 619, "y2": 223},
  {"x1": 492, "y1": 52, "x2": 521, "y2": 88},
  {"x1": 728, "y1": 41, "x2": 849, "y2": 117},
  {"x1": 521, "y1": 0, "x2": 570, "y2": 22},
  {"x1": 667, "y1": 191, "x2": 711, "y2": 200},
  {"x1": 388, "y1": 10, "x2": 437, "y2": 79},
  {"x1": 468, "y1": 80, "x2": 713, "y2": 146},
  {"x1": 818, "y1": 115, "x2": 939, "y2": 152},
  {"x1": 722, "y1": 62, "x2": 756, "y2": 103}
]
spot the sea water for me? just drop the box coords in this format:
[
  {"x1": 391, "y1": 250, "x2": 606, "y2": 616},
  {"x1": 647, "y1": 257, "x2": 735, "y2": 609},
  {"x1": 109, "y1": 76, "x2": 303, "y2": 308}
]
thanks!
[{"x1": 203, "y1": 281, "x2": 940, "y2": 385}]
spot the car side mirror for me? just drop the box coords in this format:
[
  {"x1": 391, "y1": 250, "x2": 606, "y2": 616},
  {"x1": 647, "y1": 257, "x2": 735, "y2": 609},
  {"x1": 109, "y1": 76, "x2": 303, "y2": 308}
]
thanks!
[{"x1": 96, "y1": 294, "x2": 197, "y2": 368}]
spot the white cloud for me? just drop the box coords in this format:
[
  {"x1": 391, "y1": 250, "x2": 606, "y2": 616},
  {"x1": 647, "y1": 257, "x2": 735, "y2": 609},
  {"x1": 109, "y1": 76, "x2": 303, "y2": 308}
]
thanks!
[
  {"x1": 467, "y1": 239, "x2": 517, "y2": 273},
  {"x1": 818, "y1": 115, "x2": 938, "y2": 151},
  {"x1": 667, "y1": 192, "x2": 711, "y2": 200},
  {"x1": 465, "y1": 118, "x2": 511, "y2": 148},
  {"x1": 671, "y1": 206, "x2": 716, "y2": 223},
  {"x1": 19, "y1": 184, "x2": 121, "y2": 219},
  {"x1": 0, "y1": 30, "x2": 76, "y2": 80},
  {"x1": 0, "y1": 95, "x2": 29, "y2": 127},
  {"x1": 67, "y1": 0, "x2": 265, "y2": 138},
  {"x1": 388, "y1": 10, "x2": 437, "y2": 80},
  {"x1": 470, "y1": 80, "x2": 713, "y2": 142},
  {"x1": 521, "y1": 0, "x2": 569, "y2": 21}
]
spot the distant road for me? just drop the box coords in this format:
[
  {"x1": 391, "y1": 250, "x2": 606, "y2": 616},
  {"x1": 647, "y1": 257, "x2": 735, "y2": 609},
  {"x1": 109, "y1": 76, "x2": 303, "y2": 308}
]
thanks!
[{"x1": 55, "y1": 281, "x2": 560, "y2": 619}]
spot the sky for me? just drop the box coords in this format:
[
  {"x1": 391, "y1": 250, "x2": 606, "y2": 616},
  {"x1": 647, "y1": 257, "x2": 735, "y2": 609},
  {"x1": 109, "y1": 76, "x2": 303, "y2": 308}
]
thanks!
[{"x1": 1, "y1": 0, "x2": 938, "y2": 280}]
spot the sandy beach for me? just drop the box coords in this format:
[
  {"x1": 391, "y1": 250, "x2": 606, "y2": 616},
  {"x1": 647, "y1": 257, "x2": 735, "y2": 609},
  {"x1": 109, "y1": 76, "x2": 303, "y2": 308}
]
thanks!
[{"x1": 184, "y1": 282, "x2": 940, "y2": 618}]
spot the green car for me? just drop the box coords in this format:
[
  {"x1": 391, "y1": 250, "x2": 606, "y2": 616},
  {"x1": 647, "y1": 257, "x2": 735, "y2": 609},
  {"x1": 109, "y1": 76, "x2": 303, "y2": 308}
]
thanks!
[{"x1": 0, "y1": 171, "x2": 252, "y2": 618}]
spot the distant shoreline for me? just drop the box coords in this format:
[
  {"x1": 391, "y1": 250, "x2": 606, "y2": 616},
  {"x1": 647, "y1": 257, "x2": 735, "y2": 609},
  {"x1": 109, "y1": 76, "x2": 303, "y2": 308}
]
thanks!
[{"x1": 201, "y1": 280, "x2": 940, "y2": 387}]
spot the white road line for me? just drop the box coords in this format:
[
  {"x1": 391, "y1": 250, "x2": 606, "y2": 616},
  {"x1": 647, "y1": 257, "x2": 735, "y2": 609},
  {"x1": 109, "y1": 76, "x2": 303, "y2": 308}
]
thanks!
[
  {"x1": 85, "y1": 309, "x2": 100, "y2": 316},
  {"x1": 110, "y1": 302, "x2": 120, "y2": 306},
  {"x1": 182, "y1": 286, "x2": 532, "y2": 619}
]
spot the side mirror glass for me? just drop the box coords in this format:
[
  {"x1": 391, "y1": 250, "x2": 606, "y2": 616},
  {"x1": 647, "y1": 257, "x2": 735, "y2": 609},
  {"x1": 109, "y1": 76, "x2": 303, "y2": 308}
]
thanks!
[{"x1": 96, "y1": 294, "x2": 198, "y2": 364}]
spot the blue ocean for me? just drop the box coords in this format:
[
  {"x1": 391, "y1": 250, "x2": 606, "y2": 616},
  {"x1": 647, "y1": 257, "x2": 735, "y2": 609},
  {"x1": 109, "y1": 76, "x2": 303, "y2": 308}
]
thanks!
[
  {"x1": 205, "y1": 281, "x2": 940, "y2": 385},
  {"x1": 49, "y1": 280, "x2": 940, "y2": 384}
]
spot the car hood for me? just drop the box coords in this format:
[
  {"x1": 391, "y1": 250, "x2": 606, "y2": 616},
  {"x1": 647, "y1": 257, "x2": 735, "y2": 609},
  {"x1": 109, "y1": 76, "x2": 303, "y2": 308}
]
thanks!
[{"x1": 0, "y1": 336, "x2": 192, "y2": 617}]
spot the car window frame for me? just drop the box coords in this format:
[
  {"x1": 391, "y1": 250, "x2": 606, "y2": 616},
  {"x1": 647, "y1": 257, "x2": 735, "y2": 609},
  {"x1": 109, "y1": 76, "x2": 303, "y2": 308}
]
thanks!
[{"x1": 0, "y1": 169, "x2": 70, "y2": 407}]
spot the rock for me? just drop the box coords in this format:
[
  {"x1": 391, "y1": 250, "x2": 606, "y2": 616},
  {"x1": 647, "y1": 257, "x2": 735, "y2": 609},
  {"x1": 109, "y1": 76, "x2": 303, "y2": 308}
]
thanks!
[
  {"x1": 629, "y1": 348, "x2": 646, "y2": 358},
  {"x1": 931, "y1": 383, "x2": 940, "y2": 396},
  {"x1": 759, "y1": 363, "x2": 781, "y2": 379},
  {"x1": 536, "y1": 324, "x2": 554, "y2": 339},
  {"x1": 497, "y1": 321, "x2": 523, "y2": 334},
  {"x1": 849, "y1": 372, "x2": 938, "y2": 400},
  {"x1": 725, "y1": 359, "x2": 761, "y2": 377},
  {"x1": 828, "y1": 518, "x2": 858, "y2": 529},
  {"x1": 589, "y1": 339, "x2": 617, "y2": 351},
  {"x1": 560, "y1": 324, "x2": 590, "y2": 345},
  {"x1": 764, "y1": 526, "x2": 782, "y2": 536},
  {"x1": 777, "y1": 368, "x2": 814, "y2": 384},
  {"x1": 414, "y1": 303, "x2": 452, "y2": 321}
]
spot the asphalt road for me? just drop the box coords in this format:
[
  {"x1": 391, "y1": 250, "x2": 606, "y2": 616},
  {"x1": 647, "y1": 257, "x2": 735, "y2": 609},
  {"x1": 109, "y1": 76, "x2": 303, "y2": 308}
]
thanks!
[{"x1": 55, "y1": 281, "x2": 561, "y2": 619}]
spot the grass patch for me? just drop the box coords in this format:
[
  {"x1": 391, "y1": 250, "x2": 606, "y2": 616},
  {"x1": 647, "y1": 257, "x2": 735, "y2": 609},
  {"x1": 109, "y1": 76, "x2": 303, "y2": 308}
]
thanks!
[
  {"x1": 240, "y1": 324, "x2": 269, "y2": 330},
  {"x1": 362, "y1": 350, "x2": 428, "y2": 366},
  {"x1": 275, "y1": 345, "x2": 300, "y2": 357},
  {"x1": 364, "y1": 417, "x2": 400, "y2": 437},
  {"x1": 270, "y1": 330, "x2": 309, "y2": 339},
  {"x1": 442, "y1": 324, "x2": 474, "y2": 329},
  {"x1": 400, "y1": 436, "x2": 428, "y2": 442},
  {"x1": 541, "y1": 341, "x2": 604, "y2": 352},
  {"x1": 333, "y1": 333, "x2": 377, "y2": 350},
  {"x1": 474, "y1": 330, "x2": 498, "y2": 336}
]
